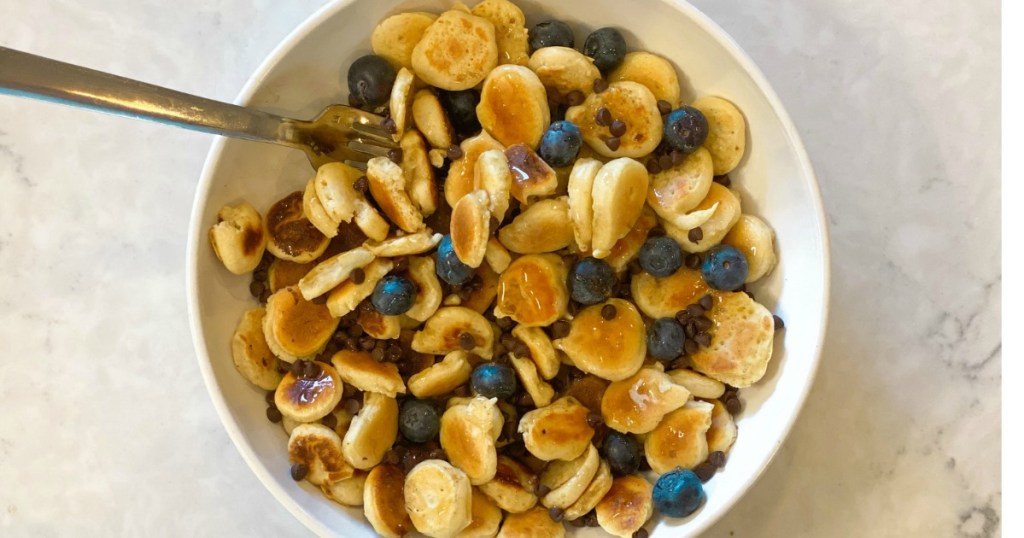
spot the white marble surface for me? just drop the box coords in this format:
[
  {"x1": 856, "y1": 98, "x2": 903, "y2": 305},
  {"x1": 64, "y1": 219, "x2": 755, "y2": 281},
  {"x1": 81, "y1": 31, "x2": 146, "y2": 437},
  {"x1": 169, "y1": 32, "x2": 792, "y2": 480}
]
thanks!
[{"x1": 0, "y1": 0, "x2": 1000, "y2": 536}]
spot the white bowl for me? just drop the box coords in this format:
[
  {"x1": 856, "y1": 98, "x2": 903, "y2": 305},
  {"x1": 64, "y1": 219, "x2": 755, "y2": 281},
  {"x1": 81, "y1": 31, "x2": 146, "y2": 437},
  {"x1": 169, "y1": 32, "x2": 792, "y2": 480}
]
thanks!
[{"x1": 186, "y1": 0, "x2": 830, "y2": 536}]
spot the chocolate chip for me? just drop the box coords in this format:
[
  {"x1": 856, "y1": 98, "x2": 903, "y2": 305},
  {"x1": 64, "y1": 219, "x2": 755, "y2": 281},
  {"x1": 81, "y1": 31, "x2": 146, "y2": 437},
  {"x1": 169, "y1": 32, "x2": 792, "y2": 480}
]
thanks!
[
  {"x1": 342, "y1": 383, "x2": 358, "y2": 399},
  {"x1": 392, "y1": 256, "x2": 409, "y2": 273},
  {"x1": 670, "y1": 357, "x2": 690, "y2": 370},
  {"x1": 633, "y1": 529, "x2": 649, "y2": 538},
  {"x1": 683, "y1": 338, "x2": 699, "y2": 356},
  {"x1": 659, "y1": 153, "x2": 673, "y2": 171},
  {"x1": 593, "y1": 78, "x2": 609, "y2": 93},
  {"x1": 388, "y1": 148, "x2": 404, "y2": 164},
  {"x1": 699, "y1": 294, "x2": 713, "y2": 311},
  {"x1": 290, "y1": 360, "x2": 305, "y2": 377},
  {"x1": 595, "y1": 107, "x2": 612, "y2": 126},
  {"x1": 713, "y1": 174, "x2": 731, "y2": 187},
  {"x1": 675, "y1": 310, "x2": 690, "y2": 325},
  {"x1": 693, "y1": 461, "x2": 716, "y2": 482},
  {"x1": 320, "y1": 413, "x2": 338, "y2": 430},
  {"x1": 402, "y1": 450, "x2": 427, "y2": 473},
  {"x1": 372, "y1": 346, "x2": 385, "y2": 362},
  {"x1": 265, "y1": 390, "x2": 277, "y2": 404},
  {"x1": 550, "y1": 320, "x2": 571, "y2": 339},
  {"x1": 348, "y1": 324, "x2": 364, "y2": 338},
  {"x1": 381, "y1": 117, "x2": 397, "y2": 135},
  {"x1": 566, "y1": 90, "x2": 585, "y2": 106},
  {"x1": 687, "y1": 304, "x2": 705, "y2": 317},
  {"x1": 646, "y1": 157, "x2": 662, "y2": 174},
  {"x1": 517, "y1": 392, "x2": 535, "y2": 407},
  {"x1": 549, "y1": 507, "x2": 565, "y2": 522},
  {"x1": 604, "y1": 136, "x2": 621, "y2": 151},
  {"x1": 774, "y1": 315, "x2": 785, "y2": 330},
  {"x1": 601, "y1": 304, "x2": 617, "y2": 320},
  {"x1": 258, "y1": 290, "x2": 271, "y2": 303},
  {"x1": 535, "y1": 482, "x2": 551, "y2": 497},
  {"x1": 359, "y1": 337, "x2": 376, "y2": 351},
  {"x1": 500, "y1": 334, "x2": 518, "y2": 350},
  {"x1": 349, "y1": 267, "x2": 366, "y2": 285},
  {"x1": 684, "y1": 321, "x2": 697, "y2": 338},
  {"x1": 353, "y1": 175, "x2": 368, "y2": 193},
  {"x1": 695, "y1": 332, "x2": 711, "y2": 347},
  {"x1": 585, "y1": 511, "x2": 599, "y2": 526},
  {"x1": 303, "y1": 360, "x2": 323, "y2": 379},
  {"x1": 610, "y1": 119, "x2": 627, "y2": 137},
  {"x1": 447, "y1": 144, "x2": 464, "y2": 160},
  {"x1": 688, "y1": 226, "x2": 703, "y2": 243},
  {"x1": 586, "y1": 412, "x2": 603, "y2": 428},
  {"x1": 496, "y1": 317, "x2": 515, "y2": 331},
  {"x1": 290, "y1": 463, "x2": 309, "y2": 481},
  {"x1": 570, "y1": 517, "x2": 587, "y2": 528},
  {"x1": 725, "y1": 396, "x2": 742, "y2": 415},
  {"x1": 513, "y1": 340, "x2": 531, "y2": 357},
  {"x1": 708, "y1": 450, "x2": 726, "y2": 468},
  {"x1": 266, "y1": 406, "x2": 282, "y2": 423},
  {"x1": 657, "y1": 100, "x2": 673, "y2": 115},
  {"x1": 345, "y1": 398, "x2": 362, "y2": 415},
  {"x1": 685, "y1": 253, "x2": 701, "y2": 269},
  {"x1": 249, "y1": 280, "x2": 265, "y2": 298},
  {"x1": 459, "y1": 332, "x2": 477, "y2": 350},
  {"x1": 694, "y1": 316, "x2": 713, "y2": 332}
]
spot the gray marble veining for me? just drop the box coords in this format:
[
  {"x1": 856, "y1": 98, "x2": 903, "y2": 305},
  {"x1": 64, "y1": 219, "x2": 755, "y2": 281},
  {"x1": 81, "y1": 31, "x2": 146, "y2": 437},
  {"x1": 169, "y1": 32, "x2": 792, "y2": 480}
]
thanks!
[{"x1": 0, "y1": 0, "x2": 1000, "y2": 536}]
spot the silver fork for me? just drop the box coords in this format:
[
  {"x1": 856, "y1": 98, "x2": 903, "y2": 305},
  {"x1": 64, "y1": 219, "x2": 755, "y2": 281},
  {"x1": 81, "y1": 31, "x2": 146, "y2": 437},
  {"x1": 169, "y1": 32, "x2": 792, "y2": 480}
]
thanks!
[{"x1": 0, "y1": 46, "x2": 397, "y2": 170}]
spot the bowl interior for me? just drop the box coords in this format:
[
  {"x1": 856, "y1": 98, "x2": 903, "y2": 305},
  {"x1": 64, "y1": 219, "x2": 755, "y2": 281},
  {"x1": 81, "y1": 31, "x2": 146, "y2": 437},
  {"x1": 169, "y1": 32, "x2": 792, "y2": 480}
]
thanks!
[{"x1": 187, "y1": 1, "x2": 829, "y2": 536}]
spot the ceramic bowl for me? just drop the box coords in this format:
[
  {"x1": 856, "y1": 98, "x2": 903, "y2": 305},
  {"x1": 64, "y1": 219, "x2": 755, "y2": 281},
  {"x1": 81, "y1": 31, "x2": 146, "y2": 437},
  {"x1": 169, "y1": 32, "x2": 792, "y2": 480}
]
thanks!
[{"x1": 186, "y1": 1, "x2": 830, "y2": 535}]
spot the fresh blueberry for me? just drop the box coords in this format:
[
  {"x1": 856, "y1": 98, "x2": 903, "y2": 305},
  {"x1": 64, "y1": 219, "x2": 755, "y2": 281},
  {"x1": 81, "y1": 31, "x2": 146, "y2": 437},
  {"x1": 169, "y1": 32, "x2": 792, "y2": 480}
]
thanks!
[
  {"x1": 700, "y1": 245, "x2": 749, "y2": 291},
  {"x1": 471, "y1": 363, "x2": 518, "y2": 399},
  {"x1": 603, "y1": 431, "x2": 641, "y2": 476},
  {"x1": 437, "y1": 89, "x2": 482, "y2": 136},
  {"x1": 663, "y1": 106, "x2": 709, "y2": 155},
  {"x1": 399, "y1": 399, "x2": 440, "y2": 443},
  {"x1": 638, "y1": 236, "x2": 683, "y2": 277},
  {"x1": 538, "y1": 121, "x2": 582, "y2": 168},
  {"x1": 653, "y1": 468, "x2": 706, "y2": 518},
  {"x1": 436, "y1": 234, "x2": 475, "y2": 285},
  {"x1": 347, "y1": 55, "x2": 396, "y2": 108},
  {"x1": 582, "y1": 27, "x2": 627, "y2": 74},
  {"x1": 529, "y1": 20, "x2": 575, "y2": 53},
  {"x1": 647, "y1": 318, "x2": 685, "y2": 362},
  {"x1": 569, "y1": 257, "x2": 616, "y2": 305},
  {"x1": 371, "y1": 275, "x2": 417, "y2": 315}
]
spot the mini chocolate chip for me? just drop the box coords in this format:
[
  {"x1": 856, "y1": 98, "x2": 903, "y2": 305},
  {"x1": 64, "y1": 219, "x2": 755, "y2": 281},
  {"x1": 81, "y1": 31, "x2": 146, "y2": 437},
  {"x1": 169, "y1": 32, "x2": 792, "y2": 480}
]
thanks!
[
  {"x1": 290, "y1": 463, "x2": 309, "y2": 481},
  {"x1": 393, "y1": 256, "x2": 409, "y2": 273},
  {"x1": 550, "y1": 320, "x2": 572, "y2": 339},
  {"x1": 320, "y1": 413, "x2": 338, "y2": 430},
  {"x1": 566, "y1": 90, "x2": 585, "y2": 106},
  {"x1": 353, "y1": 175, "x2": 368, "y2": 193},
  {"x1": 345, "y1": 398, "x2": 362, "y2": 415},
  {"x1": 447, "y1": 144, "x2": 464, "y2": 160},
  {"x1": 659, "y1": 153, "x2": 673, "y2": 171},
  {"x1": 513, "y1": 340, "x2": 531, "y2": 357},
  {"x1": 501, "y1": 334, "x2": 518, "y2": 350},
  {"x1": 342, "y1": 383, "x2": 358, "y2": 398},
  {"x1": 350, "y1": 267, "x2": 366, "y2": 284},
  {"x1": 683, "y1": 338, "x2": 699, "y2": 356},
  {"x1": 714, "y1": 174, "x2": 731, "y2": 187},
  {"x1": 549, "y1": 507, "x2": 565, "y2": 522},
  {"x1": 258, "y1": 290, "x2": 271, "y2": 303},
  {"x1": 359, "y1": 337, "x2": 376, "y2": 351},
  {"x1": 685, "y1": 321, "x2": 697, "y2": 338},
  {"x1": 586, "y1": 512, "x2": 599, "y2": 526},
  {"x1": 593, "y1": 78, "x2": 609, "y2": 93},
  {"x1": 266, "y1": 406, "x2": 283, "y2": 423},
  {"x1": 633, "y1": 529, "x2": 649, "y2": 538},
  {"x1": 670, "y1": 357, "x2": 690, "y2": 370},
  {"x1": 604, "y1": 136, "x2": 621, "y2": 151},
  {"x1": 675, "y1": 310, "x2": 691, "y2": 324},
  {"x1": 249, "y1": 280, "x2": 265, "y2": 298},
  {"x1": 304, "y1": 360, "x2": 323, "y2": 379},
  {"x1": 699, "y1": 294, "x2": 714, "y2": 311},
  {"x1": 517, "y1": 392, "x2": 535, "y2": 407},
  {"x1": 694, "y1": 461, "x2": 716, "y2": 482},
  {"x1": 253, "y1": 267, "x2": 269, "y2": 281},
  {"x1": 265, "y1": 390, "x2": 277, "y2": 404},
  {"x1": 657, "y1": 100, "x2": 673, "y2": 115},
  {"x1": 596, "y1": 107, "x2": 612, "y2": 126},
  {"x1": 387, "y1": 148, "x2": 404, "y2": 164},
  {"x1": 708, "y1": 450, "x2": 726, "y2": 467},
  {"x1": 646, "y1": 158, "x2": 662, "y2": 174},
  {"x1": 348, "y1": 324, "x2": 364, "y2": 338},
  {"x1": 586, "y1": 412, "x2": 603, "y2": 428},
  {"x1": 601, "y1": 304, "x2": 617, "y2": 320},
  {"x1": 535, "y1": 483, "x2": 551, "y2": 497},
  {"x1": 497, "y1": 317, "x2": 515, "y2": 330},
  {"x1": 684, "y1": 253, "x2": 701, "y2": 269},
  {"x1": 774, "y1": 315, "x2": 785, "y2": 330},
  {"x1": 372, "y1": 346, "x2": 386, "y2": 362},
  {"x1": 688, "y1": 226, "x2": 704, "y2": 243},
  {"x1": 695, "y1": 332, "x2": 711, "y2": 347},
  {"x1": 459, "y1": 332, "x2": 477, "y2": 350},
  {"x1": 290, "y1": 360, "x2": 305, "y2": 377},
  {"x1": 694, "y1": 316, "x2": 713, "y2": 332},
  {"x1": 725, "y1": 396, "x2": 742, "y2": 415},
  {"x1": 381, "y1": 117, "x2": 397, "y2": 135},
  {"x1": 570, "y1": 517, "x2": 587, "y2": 528},
  {"x1": 609, "y1": 119, "x2": 627, "y2": 137},
  {"x1": 687, "y1": 304, "x2": 705, "y2": 317},
  {"x1": 671, "y1": 150, "x2": 686, "y2": 166}
]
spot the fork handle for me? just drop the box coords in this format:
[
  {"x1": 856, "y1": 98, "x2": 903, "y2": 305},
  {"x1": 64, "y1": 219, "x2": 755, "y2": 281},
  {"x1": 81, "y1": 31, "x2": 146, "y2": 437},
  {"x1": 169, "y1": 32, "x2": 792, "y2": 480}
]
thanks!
[{"x1": 0, "y1": 46, "x2": 297, "y2": 145}]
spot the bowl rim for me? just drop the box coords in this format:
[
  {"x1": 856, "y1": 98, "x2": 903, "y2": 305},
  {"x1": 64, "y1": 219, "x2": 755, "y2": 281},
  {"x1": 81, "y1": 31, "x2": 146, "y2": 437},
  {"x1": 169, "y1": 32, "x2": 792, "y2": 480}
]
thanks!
[{"x1": 185, "y1": 0, "x2": 831, "y2": 536}]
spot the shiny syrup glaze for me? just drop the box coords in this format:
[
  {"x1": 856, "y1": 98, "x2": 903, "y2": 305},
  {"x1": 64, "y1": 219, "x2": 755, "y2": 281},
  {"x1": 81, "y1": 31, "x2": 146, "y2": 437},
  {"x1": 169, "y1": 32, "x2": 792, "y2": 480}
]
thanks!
[
  {"x1": 496, "y1": 256, "x2": 565, "y2": 325},
  {"x1": 285, "y1": 368, "x2": 338, "y2": 406},
  {"x1": 266, "y1": 192, "x2": 325, "y2": 257}
]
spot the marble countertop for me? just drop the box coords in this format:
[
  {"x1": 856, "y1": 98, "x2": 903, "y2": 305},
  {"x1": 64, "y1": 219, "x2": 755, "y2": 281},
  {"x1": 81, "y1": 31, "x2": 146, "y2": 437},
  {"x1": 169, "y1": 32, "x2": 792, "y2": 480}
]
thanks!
[{"x1": 0, "y1": 0, "x2": 1000, "y2": 536}]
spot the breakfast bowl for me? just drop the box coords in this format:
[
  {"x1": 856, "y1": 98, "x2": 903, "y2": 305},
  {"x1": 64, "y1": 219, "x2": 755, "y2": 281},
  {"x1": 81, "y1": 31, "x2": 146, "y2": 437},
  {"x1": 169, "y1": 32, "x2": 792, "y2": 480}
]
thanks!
[{"x1": 186, "y1": 0, "x2": 830, "y2": 536}]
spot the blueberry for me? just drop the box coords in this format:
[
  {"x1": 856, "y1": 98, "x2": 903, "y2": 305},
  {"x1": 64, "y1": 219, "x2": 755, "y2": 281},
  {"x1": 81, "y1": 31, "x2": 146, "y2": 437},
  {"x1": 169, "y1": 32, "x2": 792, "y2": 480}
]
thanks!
[
  {"x1": 437, "y1": 89, "x2": 482, "y2": 136},
  {"x1": 582, "y1": 27, "x2": 627, "y2": 74},
  {"x1": 647, "y1": 318, "x2": 685, "y2": 362},
  {"x1": 638, "y1": 236, "x2": 683, "y2": 277},
  {"x1": 347, "y1": 55, "x2": 396, "y2": 108},
  {"x1": 436, "y1": 234, "x2": 475, "y2": 285},
  {"x1": 471, "y1": 363, "x2": 518, "y2": 399},
  {"x1": 399, "y1": 399, "x2": 440, "y2": 443},
  {"x1": 602, "y1": 432, "x2": 641, "y2": 476},
  {"x1": 663, "y1": 106, "x2": 709, "y2": 155},
  {"x1": 538, "y1": 121, "x2": 582, "y2": 168},
  {"x1": 529, "y1": 20, "x2": 575, "y2": 53},
  {"x1": 371, "y1": 275, "x2": 417, "y2": 315},
  {"x1": 569, "y1": 257, "x2": 616, "y2": 305},
  {"x1": 653, "y1": 468, "x2": 706, "y2": 517},
  {"x1": 700, "y1": 245, "x2": 749, "y2": 291}
]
